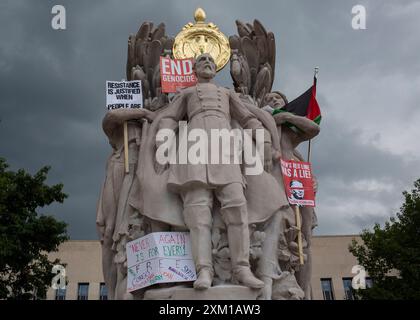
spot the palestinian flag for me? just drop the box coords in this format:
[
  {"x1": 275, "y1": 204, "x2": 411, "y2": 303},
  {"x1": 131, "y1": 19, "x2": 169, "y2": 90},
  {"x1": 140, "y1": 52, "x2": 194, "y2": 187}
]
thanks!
[{"x1": 273, "y1": 76, "x2": 321, "y2": 125}]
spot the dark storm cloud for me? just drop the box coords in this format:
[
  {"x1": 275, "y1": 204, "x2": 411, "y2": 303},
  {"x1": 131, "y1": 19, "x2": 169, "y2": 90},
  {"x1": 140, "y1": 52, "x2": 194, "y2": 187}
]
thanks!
[
  {"x1": 310, "y1": 115, "x2": 418, "y2": 235},
  {"x1": 1, "y1": 0, "x2": 419, "y2": 239}
]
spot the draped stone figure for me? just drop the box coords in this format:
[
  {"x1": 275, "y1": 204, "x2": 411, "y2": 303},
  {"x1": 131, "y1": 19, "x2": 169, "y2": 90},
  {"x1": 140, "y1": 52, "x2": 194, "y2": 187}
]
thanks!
[
  {"x1": 97, "y1": 20, "x2": 170, "y2": 299},
  {"x1": 96, "y1": 108, "x2": 155, "y2": 299},
  {"x1": 263, "y1": 91, "x2": 320, "y2": 299}
]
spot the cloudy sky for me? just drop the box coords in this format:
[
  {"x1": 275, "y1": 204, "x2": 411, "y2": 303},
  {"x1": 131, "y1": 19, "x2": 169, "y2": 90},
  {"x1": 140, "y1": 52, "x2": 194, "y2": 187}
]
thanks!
[{"x1": 1, "y1": 0, "x2": 419, "y2": 239}]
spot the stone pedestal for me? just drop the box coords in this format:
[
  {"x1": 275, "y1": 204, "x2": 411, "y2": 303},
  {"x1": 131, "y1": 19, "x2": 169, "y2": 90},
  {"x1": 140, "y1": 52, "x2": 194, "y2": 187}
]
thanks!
[{"x1": 144, "y1": 284, "x2": 261, "y2": 300}]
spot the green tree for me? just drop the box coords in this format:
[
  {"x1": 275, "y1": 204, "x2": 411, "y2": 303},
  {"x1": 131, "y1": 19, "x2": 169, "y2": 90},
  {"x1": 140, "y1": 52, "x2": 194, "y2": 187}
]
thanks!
[
  {"x1": 0, "y1": 158, "x2": 68, "y2": 299},
  {"x1": 349, "y1": 178, "x2": 420, "y2": 299}
]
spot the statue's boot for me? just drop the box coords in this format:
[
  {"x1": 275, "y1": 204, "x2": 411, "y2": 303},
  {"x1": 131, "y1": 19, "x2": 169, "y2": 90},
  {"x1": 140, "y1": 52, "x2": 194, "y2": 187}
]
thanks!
[
  {"x1": 222, "y1": 205, "x2": 264, "y2": 289},
  {"x1": 233, "y1": 266, "x2": 265, "y2": 289},
  {"x1": 194, "y1": 267, "x2": 214, "y2": 290},
  {"x1": 183, "y1": 205, "x2": 214, "y2": 290}
]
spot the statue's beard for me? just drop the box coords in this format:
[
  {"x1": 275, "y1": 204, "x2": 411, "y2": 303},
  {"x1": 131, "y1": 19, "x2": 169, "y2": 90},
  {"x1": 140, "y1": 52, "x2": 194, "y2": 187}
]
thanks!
[{"x1": 198, "y1": 68, "x2": 215, "y2": 79}]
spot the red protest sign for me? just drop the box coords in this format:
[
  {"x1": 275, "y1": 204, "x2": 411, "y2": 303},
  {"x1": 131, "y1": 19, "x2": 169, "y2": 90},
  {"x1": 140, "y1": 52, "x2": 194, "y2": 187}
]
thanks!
[
  {"x1": 280, "y1": 158, "x2": 315, "y2": 207},
  {"x1": 160, "y1": 56, "x2": 197, "y2": 93}
]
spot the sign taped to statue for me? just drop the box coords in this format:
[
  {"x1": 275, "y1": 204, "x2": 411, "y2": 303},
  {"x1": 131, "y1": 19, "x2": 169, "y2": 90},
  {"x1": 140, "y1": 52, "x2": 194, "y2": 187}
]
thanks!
[
  {"x1": 106, "y1": 80, "x2": 143, "y2": 110},
  {"x1": 126, "y1": 232, "x2": 197, "y2": 292},
  {"x1": 280, "y1": 158, "x2": 315, "y2": 207},
  {"x1": 160, "y1": 57, "x2": 197, "y2": 93}
]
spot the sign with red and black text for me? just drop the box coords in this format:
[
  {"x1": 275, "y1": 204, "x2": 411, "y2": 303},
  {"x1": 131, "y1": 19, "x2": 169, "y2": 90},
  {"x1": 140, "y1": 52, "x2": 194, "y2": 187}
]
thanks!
[
  {"x1": 280, "y1": 158, "x2": 315, "y2": 207},
  {"x1": 160, "y1": 57, "x2": 197, "y2": 93}
]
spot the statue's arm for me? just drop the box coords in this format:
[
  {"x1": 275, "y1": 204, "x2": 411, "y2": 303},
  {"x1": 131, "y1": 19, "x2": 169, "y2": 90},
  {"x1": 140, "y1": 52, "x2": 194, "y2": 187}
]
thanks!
[
  {"x1": 155, "y1": 91, "x2": 187, "y2": 151},
  {"x1": 230, "y1": 90, "x2": 273, "y2": 172},
  {"x1": 273, "y1": 112, "x2": 320, "y2": 142},
  {"x1": 102, "y1": 108, "x2": 155, "y2": 137},
  {"x1": 158, "y1": 91, "x2": 187, "y2": 131},
  {"x1": 230, "y1": 91, "x2": 264, "y2": 133},
  {"x1": 153, "y1": 92, "x2": 186, "y2": 174}
]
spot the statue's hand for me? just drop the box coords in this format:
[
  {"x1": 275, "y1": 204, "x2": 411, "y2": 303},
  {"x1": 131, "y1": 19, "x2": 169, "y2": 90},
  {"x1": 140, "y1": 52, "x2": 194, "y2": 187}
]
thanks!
[
  {"x1": 150, "y1": 97, "x2": 160, "y2": 111},
  {"x1": 154, "y1": 162, "x2": 169, "y2": 175},
  {"x1": 150, "y1": 94, "x2": 168, "y2": 111},
  {"x1": 273, "y1": 111, "x2": 292, "y2": 125},
  {"x1": 154, "y1": 136, "x2": 170, "y2": 175},
  {"x1": 272, "y1": 149, "x2": 281, "y2": 162},
  {"x1": 141, "y1": 108, "x2": 156, "y2": 122},
  {"x1": 263, "y1": 143, "x2": 273, "y2": 173}
]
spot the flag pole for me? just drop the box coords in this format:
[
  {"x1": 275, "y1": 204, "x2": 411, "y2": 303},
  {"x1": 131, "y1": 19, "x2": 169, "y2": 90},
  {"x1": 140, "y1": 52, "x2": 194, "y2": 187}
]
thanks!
[
  {"x1": 294, "y1": 205, "x2": 305, "y2": 265},
  {"x1": 121, "y1": 78, "x2": 130, "y2": 174},
  {"x1": 307, "y1": 67, "x2": 319, "y2": 163},
  {"x1": 307, "y1": 141, "x2": 311, "y2": 162},
  {"x1": 124, "y1": 121, "x2": 129, "y2": 173}
]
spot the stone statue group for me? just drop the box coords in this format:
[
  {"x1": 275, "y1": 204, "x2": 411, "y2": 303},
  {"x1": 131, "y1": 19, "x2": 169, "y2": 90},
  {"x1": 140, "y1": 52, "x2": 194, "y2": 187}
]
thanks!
[{"x1": 96, "y1": 17, "x2": 320, "y2": 300}]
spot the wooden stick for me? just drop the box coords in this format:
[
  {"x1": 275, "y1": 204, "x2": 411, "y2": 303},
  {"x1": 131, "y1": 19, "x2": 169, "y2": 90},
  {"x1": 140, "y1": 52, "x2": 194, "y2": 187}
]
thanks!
[
  {"x1": 307, "y1": 139, "x2": 312, "y2": 162},
  {"x1": 123, "y1": 121, "x2": 129, "y2": 173},
  {"x1": 294, "y1": 205, "x2": 305, "y2": 265}
]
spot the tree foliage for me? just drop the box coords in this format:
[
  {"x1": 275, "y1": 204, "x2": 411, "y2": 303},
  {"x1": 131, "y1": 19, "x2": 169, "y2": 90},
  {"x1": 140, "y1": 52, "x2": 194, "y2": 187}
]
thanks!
[
  {"x1": 0, "y1": 158, "x2": 68, "y2": 299},
  {"x1": 349, "y1": 178, "x2": 420, "y2": 299}
]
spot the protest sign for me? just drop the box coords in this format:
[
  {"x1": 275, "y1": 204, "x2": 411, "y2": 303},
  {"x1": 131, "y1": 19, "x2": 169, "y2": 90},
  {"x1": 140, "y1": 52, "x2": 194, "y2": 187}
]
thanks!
[
  {"x1": 280, "y1": 158, "x2": 315, "y2": 207},
  {"x1": 160, "y1": 56, "x2": 197, "y2": 93},
  {"x1": 106, "y1": 80, "x2": 143, "y2": 110},
  {"x1": 126, "y1": 232, "x2": 197, "y2": 292}
]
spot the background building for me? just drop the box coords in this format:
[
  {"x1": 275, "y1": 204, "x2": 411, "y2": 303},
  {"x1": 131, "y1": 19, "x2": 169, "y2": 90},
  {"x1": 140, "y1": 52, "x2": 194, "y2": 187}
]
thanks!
[{"x1": 46, "y1": 235, "x2": 368, "y2": 300}]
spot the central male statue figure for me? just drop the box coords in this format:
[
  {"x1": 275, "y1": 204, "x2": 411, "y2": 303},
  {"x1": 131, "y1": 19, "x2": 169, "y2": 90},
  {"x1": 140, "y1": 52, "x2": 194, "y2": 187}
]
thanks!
[{"x1": 157, "y1": 53, "x2": 270, "y2": 290}]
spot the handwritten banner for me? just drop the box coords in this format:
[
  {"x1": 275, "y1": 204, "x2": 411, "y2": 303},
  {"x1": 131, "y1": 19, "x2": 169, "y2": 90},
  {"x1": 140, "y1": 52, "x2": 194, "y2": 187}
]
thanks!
[
  {"x1": 126, "y1": 232, "x2": 196, "y2": 292},
  {"x1": 280, "y1": 158, "x2": 315, "y2": 207}
]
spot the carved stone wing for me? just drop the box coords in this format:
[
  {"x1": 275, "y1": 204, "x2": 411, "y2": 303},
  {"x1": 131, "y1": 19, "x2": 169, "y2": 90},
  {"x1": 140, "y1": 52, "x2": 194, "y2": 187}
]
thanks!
[
  {"x1": 229, "y1": 20, "x2": 276, "y2": 106},
  {"x1": 126, "y1": 22, "x2": 173, "y2": 109}
]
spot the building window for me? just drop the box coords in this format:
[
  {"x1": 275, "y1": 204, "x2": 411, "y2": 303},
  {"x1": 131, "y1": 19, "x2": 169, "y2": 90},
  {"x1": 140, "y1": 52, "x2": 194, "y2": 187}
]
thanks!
[
  {"x1": 342, "y1": 278, "x2": 355, "y2": 300},
  {"x1": 99, "y1": 283, "x2": 108, "y2": 300},
  {"x1": 55, "y1": 288, "x2": 66, "y2": 300},
  {"x1": 77, "y1": 283, "x2": 89, "y2": 300},
  {"x1": 321, "y1": 278, "x2": 335, "y2": 300}
]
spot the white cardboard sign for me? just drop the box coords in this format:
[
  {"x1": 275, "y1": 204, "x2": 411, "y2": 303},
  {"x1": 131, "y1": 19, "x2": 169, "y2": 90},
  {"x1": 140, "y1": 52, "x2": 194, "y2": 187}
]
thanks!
[
  {"x1": 126, "y1": 232, "x2": 197, "y2": 292},
  {"x1": 106, "y1": 80, "x2": 143, "y2": 110}
]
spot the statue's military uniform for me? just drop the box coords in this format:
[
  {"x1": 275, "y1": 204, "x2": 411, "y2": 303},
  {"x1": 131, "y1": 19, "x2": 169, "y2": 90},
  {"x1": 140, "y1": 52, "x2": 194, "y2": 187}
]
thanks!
[
  {"x1": 159, "y1": 82, "x2": 269, "y2": 283},
  {"x1": 162, "y1": 82, "x2": 267, "y2": 189}
]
